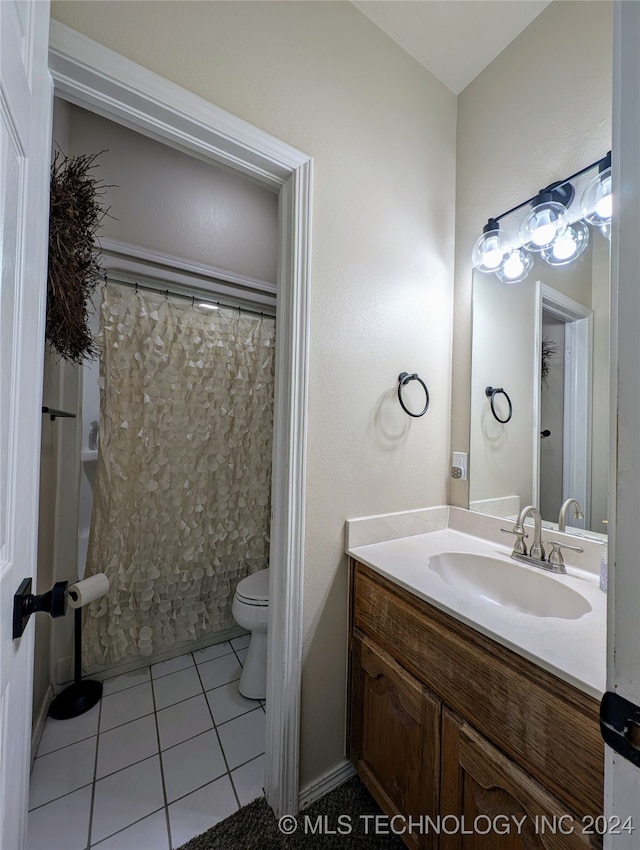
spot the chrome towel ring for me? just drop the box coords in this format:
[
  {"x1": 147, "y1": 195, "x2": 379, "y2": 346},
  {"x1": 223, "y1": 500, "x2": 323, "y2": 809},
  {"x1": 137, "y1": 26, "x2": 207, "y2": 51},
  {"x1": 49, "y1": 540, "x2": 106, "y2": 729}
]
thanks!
[
  {"x1": 485, "y1": 386, "x2": 513, "y2": 424},
  {"x1": 398, "y1": 372, "x2": 430, "y2": 418}
]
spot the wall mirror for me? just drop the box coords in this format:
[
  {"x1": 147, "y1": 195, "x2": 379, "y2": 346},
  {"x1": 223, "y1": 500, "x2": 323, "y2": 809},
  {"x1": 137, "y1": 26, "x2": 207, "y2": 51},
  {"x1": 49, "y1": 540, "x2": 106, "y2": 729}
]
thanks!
[{"x1": 468, "y1": 164, "x2": 611, "y2": 537}]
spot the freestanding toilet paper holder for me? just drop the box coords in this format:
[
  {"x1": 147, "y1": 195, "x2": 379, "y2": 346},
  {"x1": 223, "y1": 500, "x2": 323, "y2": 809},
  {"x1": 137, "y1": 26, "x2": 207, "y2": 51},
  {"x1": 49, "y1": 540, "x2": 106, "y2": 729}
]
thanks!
[{"x1": 48, "y1": 603, "x2": 103, "y2": 720}]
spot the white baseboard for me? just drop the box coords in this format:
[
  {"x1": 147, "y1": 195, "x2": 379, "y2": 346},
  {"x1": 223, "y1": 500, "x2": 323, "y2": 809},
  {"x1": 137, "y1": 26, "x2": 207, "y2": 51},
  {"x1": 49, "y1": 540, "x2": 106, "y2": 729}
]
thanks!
[
  {"x1": 298, "y1": 759, "x2": 356, "y2": 811},
  {"x1": 31, "y1": 685, "x2": 53, "y2": 768}
]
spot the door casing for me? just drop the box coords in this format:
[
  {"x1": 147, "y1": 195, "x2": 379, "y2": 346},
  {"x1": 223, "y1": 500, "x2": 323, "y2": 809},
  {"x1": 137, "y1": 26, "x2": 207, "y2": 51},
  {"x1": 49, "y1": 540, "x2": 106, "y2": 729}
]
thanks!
[{"x1": 48, "y1": 19, "x2": 312, "y2": 817}]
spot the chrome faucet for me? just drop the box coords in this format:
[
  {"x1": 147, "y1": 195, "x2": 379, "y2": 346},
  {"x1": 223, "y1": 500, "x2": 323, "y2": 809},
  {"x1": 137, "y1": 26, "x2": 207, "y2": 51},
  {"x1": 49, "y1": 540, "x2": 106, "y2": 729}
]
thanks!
[
  {"x1": 501, "y1": 504, "x2": 584, "y2": 573},
  {"x1": 515, "y1": 505, "x2": 545, "y2": 560},
  {"x1": 558, "y1": 498, "x2": 584, "y2": 532},
  {"x1": 501, "y1": 505, "x2": 545, "y2": 565}
]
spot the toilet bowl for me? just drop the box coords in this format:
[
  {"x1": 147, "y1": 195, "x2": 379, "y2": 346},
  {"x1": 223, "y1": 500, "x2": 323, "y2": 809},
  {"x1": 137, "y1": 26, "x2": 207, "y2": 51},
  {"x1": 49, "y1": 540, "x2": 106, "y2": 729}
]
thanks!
[{"x1": 231, "y1": 568, "x2": 269, "y2": 699}]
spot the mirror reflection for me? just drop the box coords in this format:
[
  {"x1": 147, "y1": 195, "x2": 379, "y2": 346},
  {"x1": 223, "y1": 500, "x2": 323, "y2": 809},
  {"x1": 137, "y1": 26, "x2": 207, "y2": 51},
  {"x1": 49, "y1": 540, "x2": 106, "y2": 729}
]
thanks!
[{"x1": 468, "y1": 166, "x2": 611, "y2": 537}]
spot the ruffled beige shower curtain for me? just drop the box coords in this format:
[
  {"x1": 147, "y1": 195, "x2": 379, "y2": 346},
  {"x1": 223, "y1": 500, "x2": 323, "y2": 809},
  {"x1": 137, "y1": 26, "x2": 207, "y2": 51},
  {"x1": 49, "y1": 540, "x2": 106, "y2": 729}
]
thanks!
[{"x1": 83, "y1": 285, "x2": 275, "y2": 667}]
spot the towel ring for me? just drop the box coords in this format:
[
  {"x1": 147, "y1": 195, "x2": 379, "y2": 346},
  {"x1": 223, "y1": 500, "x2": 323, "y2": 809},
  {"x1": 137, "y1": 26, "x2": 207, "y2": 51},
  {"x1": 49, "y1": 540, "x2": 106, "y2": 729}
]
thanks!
[
  {"x1": 398, "y1": 372, "x2": 430, "y2": 418},
  {"x1": 485, "y1": 386, "x2": 513, "y2": 424}
]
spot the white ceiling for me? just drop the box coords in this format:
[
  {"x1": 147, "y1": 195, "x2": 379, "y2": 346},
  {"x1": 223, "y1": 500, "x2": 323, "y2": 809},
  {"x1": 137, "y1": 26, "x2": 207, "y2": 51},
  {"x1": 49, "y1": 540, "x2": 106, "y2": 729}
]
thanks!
[{"x1": 352, "y1": 0, "x2": 552, "y2": 94}]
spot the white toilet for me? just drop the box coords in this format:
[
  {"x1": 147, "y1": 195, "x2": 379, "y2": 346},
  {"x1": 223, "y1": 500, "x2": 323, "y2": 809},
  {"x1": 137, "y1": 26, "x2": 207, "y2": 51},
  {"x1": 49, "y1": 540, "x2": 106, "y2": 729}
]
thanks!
[{"x1": 231, "y1": 568, "x2": 269, "y2": 699}]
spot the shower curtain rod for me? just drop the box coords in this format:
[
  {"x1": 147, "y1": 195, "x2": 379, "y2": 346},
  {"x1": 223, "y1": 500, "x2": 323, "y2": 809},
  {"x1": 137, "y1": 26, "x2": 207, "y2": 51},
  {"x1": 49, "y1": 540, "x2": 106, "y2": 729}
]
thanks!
[{"x1": 106, "y1": 276, "x2": 276, "y2": 319}]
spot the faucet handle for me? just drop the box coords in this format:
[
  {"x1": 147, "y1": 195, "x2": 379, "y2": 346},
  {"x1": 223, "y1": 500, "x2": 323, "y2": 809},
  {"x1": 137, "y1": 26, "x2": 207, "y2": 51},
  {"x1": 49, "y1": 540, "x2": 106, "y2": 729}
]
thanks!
[
  {"x1": 547, "y1": 539, "x2": 584, "y2": 570},
  {"x1": 500, "y1": 526, "x2": 528, "y2": 555}
]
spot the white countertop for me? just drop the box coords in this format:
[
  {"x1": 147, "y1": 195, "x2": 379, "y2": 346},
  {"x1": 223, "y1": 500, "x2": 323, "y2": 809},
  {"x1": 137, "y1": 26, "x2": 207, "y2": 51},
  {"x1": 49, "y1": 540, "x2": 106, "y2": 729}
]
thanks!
[{"x1": 348, "y1": 526, "x2": 606, "y2": 700}]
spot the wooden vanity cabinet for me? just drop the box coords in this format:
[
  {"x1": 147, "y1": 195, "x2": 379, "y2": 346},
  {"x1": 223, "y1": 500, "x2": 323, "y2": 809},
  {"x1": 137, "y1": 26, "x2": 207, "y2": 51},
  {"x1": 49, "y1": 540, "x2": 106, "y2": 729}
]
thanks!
[
  {"x1": 440, "y1": 711, "x2": 596, "y2": 850},
  {"x1": 350, "y1": 632, "x2": 440, "y2": 849},
  {"x1": 348, "y1": 560, "x2": 604, "y2": 850}
]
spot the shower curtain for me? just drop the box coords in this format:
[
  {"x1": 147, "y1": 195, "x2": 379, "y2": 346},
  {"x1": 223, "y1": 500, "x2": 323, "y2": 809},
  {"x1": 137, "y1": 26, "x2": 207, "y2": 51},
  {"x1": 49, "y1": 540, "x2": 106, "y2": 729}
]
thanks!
[{"x1": 82, "y1": 284, "x2": 275, "y2": 667}]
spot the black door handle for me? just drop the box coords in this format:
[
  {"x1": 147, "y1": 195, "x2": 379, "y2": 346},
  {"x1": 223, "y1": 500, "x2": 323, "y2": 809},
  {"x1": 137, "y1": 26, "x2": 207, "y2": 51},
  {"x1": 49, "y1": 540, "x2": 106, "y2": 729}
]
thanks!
[{"x1": 540, "y1": 429, "x2": 551, "y2": 438}]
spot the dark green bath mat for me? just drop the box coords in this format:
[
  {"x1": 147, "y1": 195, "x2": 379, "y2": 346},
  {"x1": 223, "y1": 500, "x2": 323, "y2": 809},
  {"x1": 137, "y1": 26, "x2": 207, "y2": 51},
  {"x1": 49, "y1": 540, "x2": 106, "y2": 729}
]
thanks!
[{"x1": 177, "y1": 776, "x2": 405, "y2": 849}]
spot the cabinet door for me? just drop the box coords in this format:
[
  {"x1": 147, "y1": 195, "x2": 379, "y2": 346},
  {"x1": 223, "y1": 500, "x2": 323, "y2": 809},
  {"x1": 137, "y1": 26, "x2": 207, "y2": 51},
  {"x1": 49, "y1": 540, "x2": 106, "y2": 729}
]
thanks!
[
  {"x1": 440, "y1": 710, "x2": 599, "y2": 850},
  {"x1": 350, "y1": 632, "x2": 440, "y2": 848}
]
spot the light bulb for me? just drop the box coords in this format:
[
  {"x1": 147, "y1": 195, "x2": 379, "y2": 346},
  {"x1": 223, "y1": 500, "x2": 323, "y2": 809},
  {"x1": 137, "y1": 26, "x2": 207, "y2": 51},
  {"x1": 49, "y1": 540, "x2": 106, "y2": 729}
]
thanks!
[
  {"x1": 582, "y1": 166, "x2": 612, "y2": 226},
  {"x1": 520, "y1": 201, "x2": 569, "y2": 252},
  {"x1": 541, "y1": 221, "x2": 589, "y2": 266},
  {"x1": 496, "y1": 248, "x2": 533, "y2": 284},
  {"x1": 552, "y1": 232, "x2": 578, "y2": 261},
  {"x1": 532, "y1": 219, "x2": 556, "y2": 247},
  {"x1": 198, "y1": 302, "x2": 219, "y2": 310},
  {"x1": 472, "y1": 223, "x2": 508, "y2": 273}
]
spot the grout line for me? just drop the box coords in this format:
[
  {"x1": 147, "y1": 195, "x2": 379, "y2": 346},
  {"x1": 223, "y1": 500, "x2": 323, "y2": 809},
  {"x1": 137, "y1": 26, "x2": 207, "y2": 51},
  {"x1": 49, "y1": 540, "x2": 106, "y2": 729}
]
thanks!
[
  {"x1": 193, "y1": 657, "x2": 241, "y2": 811},
  {"x1": 28, "y1": 780, "x2": 95, "y2": 814},
  {"x1": 86, "y1": 696, "x2": 103, "y2": 849},
  {"x1": 101, "y1": 674, "x2": 151, "y2": 699},
  {"x1": 229, "y1": 750, "x2": 266, "y2": 777},
  {"x1": 215, "y1": 704, "x2": 263, "y2": 731},
  {"x1": 167, "y1": 761, "x2": 258, "y2": 809},
  {"x1": 161, "y1": 725, "x2": 215, "y2": 755},
  {"x1": 228, "y1": 752, "x2": 267, "y2": 809},
  {"x1": 92, "y1": 751, "x2": 159, "y2": 783},
  {"x1": 99, "y1": 708, "x2": 156, "y2": 736},
  {"x1": 35, "y1": 727, "x2": 99, "y2": 760},
  {"x1": 149, "y1": 664, "x2": 173, "y2": 850},
  {"x1": 88, "y1": 806, "x2": 166, "y2": 849}
]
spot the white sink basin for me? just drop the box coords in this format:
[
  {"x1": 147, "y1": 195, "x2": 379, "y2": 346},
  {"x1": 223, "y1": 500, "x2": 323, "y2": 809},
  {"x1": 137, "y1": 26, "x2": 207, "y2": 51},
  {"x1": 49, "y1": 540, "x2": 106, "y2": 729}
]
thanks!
[{"x1": 428, "y1": 552, "x2": 592, "y2": 620}]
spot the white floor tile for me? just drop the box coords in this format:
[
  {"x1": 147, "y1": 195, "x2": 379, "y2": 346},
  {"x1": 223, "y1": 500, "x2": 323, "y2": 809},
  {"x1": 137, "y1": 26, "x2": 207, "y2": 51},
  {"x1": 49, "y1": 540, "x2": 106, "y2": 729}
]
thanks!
[
  {"x1": 161, "y1": 730, "x2": 227, "y2": 803},
  {"x1": 102, "y1": 667, "x2": 151, "y2": 697},
  {"x1": 97, "y1": 714, "x2": 159, "y2": 779},
  {"x1": 100, "y1": 682, "x2": 154, "y2": 732},
  {"x1": 151, "y1": 653, "x2": 194, "y2": 680},
  {"x1": 37, "y1": 703, "x2": 100, "y2": 756},
  {"x1": 205, "y1": 681, "x2": 258, "y2": 726},
  {"x1": 217, "y1": 708, "x2": 265, "y2": 770},
  {"x1": 157, "y1": 694, "x2": 213, "y2": 751},
  {"x1": 92, "y1": 810, "x2": 169, "y2": 850},
  {"x1": 91, "y1": 756, "x2": 164, "y2": 844},
  {"x1": 153, "y1": 666, "x2": 202, "y2": 710},
  {"x1": 192, "y1": 642, "x2": 234, "y2": 665},
  {"x1": 29, "y1": 737, "x2": 96, "y2": 810},
  {"x1": 168, "y1": 775, "x2": 238, "y2": 848},
  {"x1": 235, "y1": 647, "x2": 248, "y2": 665},
  {"x1": 231, "y1": 755, "x2": 265, "y2": 807},
  {"x1": 197, "y1": 654, "x2": 242, "y2": 691},
  {"x1": 27, "y1": 786, "x2": 92, "y2": 850},
  {"x1": 231, "y1": 634, "x2": 250, "y2": 651}
]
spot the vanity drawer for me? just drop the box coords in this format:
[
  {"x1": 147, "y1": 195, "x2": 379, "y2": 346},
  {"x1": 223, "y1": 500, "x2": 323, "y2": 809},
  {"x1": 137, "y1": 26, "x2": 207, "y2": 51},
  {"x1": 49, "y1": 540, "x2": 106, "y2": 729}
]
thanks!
[{"x1": 352, "y1": 561, "x2": 603, "y2": 821}]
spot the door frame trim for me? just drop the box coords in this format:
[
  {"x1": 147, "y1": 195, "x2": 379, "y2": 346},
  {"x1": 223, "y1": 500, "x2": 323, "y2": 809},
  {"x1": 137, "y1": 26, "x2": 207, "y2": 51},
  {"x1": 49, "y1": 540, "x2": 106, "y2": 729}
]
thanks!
[
  {"x1": 48, "y1": 20, "x2": 312, "y2": 816},
  {"x1": 534, "y1": 282, "x2": 593, "y2": 527}
]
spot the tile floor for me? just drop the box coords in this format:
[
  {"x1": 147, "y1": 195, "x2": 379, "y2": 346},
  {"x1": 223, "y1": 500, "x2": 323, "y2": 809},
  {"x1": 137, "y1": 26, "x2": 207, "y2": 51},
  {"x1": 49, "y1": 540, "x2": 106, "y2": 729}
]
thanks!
[{"x1": 28, "y1": 635, "x2": 266, "y2": 850}]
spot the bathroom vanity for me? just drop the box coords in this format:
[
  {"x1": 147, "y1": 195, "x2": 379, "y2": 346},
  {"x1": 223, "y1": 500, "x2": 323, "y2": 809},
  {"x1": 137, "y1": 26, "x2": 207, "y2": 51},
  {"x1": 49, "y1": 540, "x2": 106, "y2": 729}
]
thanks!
[{"x1": 346, "y1": 510, "x2": 606, "y2": 850}]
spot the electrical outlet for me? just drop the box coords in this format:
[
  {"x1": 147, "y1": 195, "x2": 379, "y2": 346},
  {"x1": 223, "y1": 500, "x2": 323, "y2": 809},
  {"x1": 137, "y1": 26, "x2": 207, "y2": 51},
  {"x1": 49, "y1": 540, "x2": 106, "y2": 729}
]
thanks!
[{"x1": 452, "y1": 451, "x2": 467, "y2": 480}]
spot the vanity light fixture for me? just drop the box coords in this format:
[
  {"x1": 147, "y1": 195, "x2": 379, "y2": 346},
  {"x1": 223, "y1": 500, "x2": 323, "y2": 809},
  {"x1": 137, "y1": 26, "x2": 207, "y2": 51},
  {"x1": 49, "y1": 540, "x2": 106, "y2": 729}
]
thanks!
[
  {"x1": 541, "y1": 220, "x2": 590, "y2": 266},
  {"x1": 581, "y1": 151, "x2": 612, "y2": 228},
  {"x1": 471, "y1": 218, "x2": 509, "y2": 273},
  {"x1": 496, "y1": 248, "x2": 533, "y2": 283},
  {"x1": 519, "y1": 183, "x2": 574, "y2": 252},
  {"x1": 472, "y1": 151, "x2": 612, "y2": 283}
]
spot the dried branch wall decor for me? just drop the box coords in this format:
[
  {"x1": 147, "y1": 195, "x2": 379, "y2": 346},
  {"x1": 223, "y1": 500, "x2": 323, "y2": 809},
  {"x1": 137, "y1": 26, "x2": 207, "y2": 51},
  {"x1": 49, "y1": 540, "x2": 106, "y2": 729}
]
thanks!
[
  {"x1": 47, "y1": 150, "x2": 112, "y2": 363},
  {"x1": 541, "y1": 335, "x2": 560, "y2": 388}
]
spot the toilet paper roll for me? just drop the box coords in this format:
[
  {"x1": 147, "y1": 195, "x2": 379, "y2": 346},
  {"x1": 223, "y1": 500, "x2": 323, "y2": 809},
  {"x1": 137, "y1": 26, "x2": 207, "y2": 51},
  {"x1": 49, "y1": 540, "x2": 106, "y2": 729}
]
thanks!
[{"x1": 68, "y1": 574, "x2": 110, "y2": 609}]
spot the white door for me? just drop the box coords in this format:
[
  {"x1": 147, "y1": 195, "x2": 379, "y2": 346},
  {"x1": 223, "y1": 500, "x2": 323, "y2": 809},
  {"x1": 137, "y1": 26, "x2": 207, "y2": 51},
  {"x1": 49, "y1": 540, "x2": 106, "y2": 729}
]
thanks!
[
  {"x1": 605, "y1": 2, "x2": 640, "y2": 847},
  {"x1": 0, "y1": 1, "x2": 52, "y2": 847}
]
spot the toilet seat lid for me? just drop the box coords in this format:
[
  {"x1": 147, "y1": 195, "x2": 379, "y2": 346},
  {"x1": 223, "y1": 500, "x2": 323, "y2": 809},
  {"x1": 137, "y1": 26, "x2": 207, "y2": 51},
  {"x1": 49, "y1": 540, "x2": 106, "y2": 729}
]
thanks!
[{"x1": 236, "y1": 568, "x2": 269, "y2": 603}]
